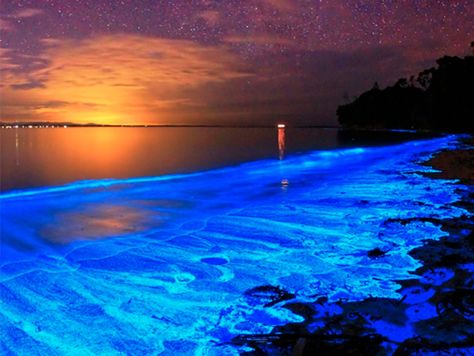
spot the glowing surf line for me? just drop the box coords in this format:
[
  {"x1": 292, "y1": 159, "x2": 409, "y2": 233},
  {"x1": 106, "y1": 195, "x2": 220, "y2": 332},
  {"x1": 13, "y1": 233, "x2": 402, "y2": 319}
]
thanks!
[{"x1": 0, "y1": 147, "x2": 370, "y2": 200}]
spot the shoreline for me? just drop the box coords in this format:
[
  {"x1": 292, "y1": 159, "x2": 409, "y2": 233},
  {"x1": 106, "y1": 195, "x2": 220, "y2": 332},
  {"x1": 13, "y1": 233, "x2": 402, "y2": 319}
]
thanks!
[
  {"x1": 2, "y1": 134, "x2": 471, "y2": 354},
  {"x1": 423, "y1": 136, "x2": 474, "y2": 185},
  {"x1": 0, "y1": 130, "x2": 446, "y2": 196},
  {"x1": 234, "y1": 135, "x2": 474, "y2": 354}
]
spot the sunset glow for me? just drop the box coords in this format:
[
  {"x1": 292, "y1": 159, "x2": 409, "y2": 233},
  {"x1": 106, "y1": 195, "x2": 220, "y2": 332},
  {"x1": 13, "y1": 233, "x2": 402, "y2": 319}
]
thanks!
[
  {"x1": 1, "y1": 1, "x2": 473, "y2": 125},
  {"x1": 1, "y1": 35, "x2": 251, "y2": 124}
]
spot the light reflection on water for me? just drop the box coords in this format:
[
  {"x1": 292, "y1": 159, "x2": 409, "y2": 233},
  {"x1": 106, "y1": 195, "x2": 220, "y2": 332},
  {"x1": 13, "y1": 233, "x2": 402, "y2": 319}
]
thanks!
[
  {"x1": 41, "y1": 203, "x2": 156, "y2": 244},
  {"x1": 0, "y1": 127, "x2": 288, "y2": 192},
  {"x1": 0, "y1": 127, "x2": 431, "y2": 192},
  {"x1": 278, "y1": 126, "x2": 286, "y2": 160}
]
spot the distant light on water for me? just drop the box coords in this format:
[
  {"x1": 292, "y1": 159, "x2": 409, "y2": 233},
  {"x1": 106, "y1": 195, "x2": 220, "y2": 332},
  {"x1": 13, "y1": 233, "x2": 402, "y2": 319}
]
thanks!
[
  {"x1": 277, "y1": 125, "x2": 286, "y2": 160},
  {"x1": 277, "y1": 124, "x2": 288, "y2": 187}
]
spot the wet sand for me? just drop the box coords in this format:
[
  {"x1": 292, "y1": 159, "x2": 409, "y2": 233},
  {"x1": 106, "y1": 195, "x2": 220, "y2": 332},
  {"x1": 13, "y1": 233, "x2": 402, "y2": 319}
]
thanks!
[
  {"x1": 424, "y1": 136, "x2": 474, "y2": 185},
  {"x1": 234, "y1": 135, "x2": 474, "y2": 355}
]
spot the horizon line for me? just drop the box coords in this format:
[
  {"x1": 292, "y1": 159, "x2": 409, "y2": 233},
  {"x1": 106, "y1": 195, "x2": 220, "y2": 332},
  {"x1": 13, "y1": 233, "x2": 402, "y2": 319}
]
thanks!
[{"x1": 0, "y1": 122, "x2": 342, "y2": 129}]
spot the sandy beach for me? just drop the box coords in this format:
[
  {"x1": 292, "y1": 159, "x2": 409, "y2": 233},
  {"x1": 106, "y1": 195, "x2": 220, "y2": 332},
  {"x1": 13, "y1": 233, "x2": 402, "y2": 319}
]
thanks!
[{"x1": 235, "y1": 135, "x2": 474, "y2": 354}]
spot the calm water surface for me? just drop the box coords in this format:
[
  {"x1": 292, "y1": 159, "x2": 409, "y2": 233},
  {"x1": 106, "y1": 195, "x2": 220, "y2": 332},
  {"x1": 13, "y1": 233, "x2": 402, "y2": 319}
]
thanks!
[{"x1": 0, "y1": 127, "x2": 432, "y2": 192}]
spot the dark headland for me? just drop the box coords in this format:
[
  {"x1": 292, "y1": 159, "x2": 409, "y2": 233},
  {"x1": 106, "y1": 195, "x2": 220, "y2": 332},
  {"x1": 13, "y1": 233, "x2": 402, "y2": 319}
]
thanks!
[{"x1": 337, "y1": 42, "x2": 474, "y2": 133}]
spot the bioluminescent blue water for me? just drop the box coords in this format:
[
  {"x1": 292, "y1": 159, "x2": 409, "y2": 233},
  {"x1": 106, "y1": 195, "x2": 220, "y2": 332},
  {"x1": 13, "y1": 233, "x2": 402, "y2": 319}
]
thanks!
[{"x1": 0, "y1": 135, "x2": 470, "y2": 354}]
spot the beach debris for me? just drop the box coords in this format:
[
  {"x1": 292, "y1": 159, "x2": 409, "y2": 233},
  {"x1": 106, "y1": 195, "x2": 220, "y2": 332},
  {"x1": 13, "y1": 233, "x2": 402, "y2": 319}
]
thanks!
[{"x1": 367, "y1": 247, "x2": 390, "y2": 259}]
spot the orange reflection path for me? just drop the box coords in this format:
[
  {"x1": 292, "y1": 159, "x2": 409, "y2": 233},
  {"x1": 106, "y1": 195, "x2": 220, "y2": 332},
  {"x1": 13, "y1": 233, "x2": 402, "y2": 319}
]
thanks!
[{"x1": 278, "y1": 125, "x2": 286, "y2": 160}]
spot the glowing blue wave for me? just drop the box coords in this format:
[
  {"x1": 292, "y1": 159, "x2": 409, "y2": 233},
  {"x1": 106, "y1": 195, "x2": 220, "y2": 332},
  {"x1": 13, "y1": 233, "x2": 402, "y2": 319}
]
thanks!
[{"x1": 0, "y1": 135, "x2": 469, "y2": 354}]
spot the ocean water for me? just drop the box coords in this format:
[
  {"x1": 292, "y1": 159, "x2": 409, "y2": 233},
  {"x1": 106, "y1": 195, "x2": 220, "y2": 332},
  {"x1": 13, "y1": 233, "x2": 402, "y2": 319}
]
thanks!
[
  {"x1": 0, "y1": 127, "x2": 433, "y2": 192},
  {"x1": 0, "y1": 131, "x2": 470, "y2": 354}
]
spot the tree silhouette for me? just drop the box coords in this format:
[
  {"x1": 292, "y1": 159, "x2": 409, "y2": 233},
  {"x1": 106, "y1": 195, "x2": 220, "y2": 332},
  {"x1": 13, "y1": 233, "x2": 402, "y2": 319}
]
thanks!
[{"x1": 337, "y1": 43, "x2": 474, "y2": 132}]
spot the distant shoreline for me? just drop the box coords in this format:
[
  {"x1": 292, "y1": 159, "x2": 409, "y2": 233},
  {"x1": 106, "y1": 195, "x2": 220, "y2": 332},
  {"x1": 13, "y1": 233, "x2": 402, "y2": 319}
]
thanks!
[
  {"x1": 3, "y1": 123, "x2": 469, "y2": 135},
  {"x1": 0, "y1": 122, "x2": 342, "y2": 129},
  {"x1": 1, "y1": 121, "x2": 472, "y2": 134}
]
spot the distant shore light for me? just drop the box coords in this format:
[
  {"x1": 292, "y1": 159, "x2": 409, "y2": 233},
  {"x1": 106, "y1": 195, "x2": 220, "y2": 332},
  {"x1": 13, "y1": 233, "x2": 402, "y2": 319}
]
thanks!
[{"x1": 277, "y1": 124, "x2": 285, "y2": 128}]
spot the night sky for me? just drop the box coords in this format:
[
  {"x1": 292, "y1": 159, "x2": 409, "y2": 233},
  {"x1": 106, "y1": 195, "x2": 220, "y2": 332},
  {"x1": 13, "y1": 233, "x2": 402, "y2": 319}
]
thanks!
[{"x1": 1, "y1": 0, "x2": 473, "y2": 125}]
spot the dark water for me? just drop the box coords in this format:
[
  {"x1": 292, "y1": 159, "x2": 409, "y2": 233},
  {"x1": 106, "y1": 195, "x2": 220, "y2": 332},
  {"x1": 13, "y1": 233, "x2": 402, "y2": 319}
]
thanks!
[{"x1": 0, "y1": 127, "x2": 434, "y2": 192}]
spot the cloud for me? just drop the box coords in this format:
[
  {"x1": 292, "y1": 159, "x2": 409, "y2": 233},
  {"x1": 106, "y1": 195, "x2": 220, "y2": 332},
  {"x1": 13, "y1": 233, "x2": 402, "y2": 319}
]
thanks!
[
  {"x1": 0, "y1": 32, "x2": 436, "y2": 125},
  {"x1": 36, "y1": 100, "x2": 71, "y2": 108},
  {"x1": 11, "y1": 80, "x2": 45, "y2": 90},
  {"x1": 13, "y1": 8, "x2": 44, "y2": 18},
  {"x1": 0, "y1": 7, "x2": 44, "y2": 32},
  {"x1": 46, "y1": 35, "x2": 251, "y2": 85},
  {"x1": 0, "y1": 34, "x2": 254, "y2": 123},
  {"x1": 0, "y1": 48, "x2": 18, "y2": 70}
]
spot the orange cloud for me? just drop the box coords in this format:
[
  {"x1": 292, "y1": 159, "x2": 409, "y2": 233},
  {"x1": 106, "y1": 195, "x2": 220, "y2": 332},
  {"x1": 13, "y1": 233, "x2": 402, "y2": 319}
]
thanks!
[
  {"x1": 14, "y1": 8, "x2": 44, "y2": 18},
  {"x1": 1, "y1": 35, "x2": 253, "y2": 124},
  {"x1": 0, "y1": 7, "x2": 44, "y2": 31}
]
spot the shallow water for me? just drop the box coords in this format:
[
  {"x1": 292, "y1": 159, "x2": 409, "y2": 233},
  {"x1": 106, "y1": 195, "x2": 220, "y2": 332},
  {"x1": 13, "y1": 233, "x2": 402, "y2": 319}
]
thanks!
[{"x1": 0, "y1": 135, "x2": 469, "y2": 354}]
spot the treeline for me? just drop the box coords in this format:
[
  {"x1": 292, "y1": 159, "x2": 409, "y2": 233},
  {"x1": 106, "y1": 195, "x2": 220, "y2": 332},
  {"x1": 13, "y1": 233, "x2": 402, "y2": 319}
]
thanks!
[{"x1": 337, "y1": 43, "x2": 474, "y2": 132}]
